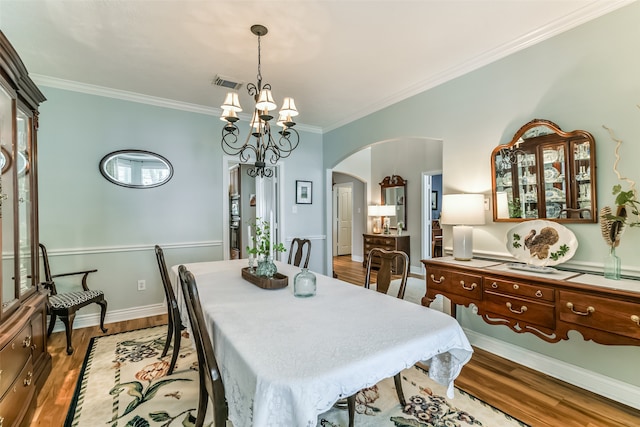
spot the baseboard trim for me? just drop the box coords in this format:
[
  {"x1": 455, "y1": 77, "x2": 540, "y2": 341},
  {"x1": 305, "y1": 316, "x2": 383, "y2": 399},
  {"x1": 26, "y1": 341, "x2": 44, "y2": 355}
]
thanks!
[
  {"x1": 464, "y1": 328, "x2": 640, "y2": 410},
  {"x1": 50, "y1": 303, "x2": 167, "y2": 333}
]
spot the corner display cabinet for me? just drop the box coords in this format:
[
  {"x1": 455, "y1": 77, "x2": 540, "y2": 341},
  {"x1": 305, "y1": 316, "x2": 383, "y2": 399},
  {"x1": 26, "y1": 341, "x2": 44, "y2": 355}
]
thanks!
[{"x1": 0, "y1": 31, "x2": 51, "y2": 426}]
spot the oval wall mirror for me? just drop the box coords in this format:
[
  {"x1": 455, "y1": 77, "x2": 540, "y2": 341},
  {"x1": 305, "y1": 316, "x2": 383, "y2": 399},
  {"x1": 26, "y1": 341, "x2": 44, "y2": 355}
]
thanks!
[{"x1": 99, "y1": 150, "x2": 173, "y2": 188}]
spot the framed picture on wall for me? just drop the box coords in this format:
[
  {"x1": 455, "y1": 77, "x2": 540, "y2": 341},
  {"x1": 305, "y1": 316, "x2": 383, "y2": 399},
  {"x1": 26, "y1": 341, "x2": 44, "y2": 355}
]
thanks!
[
  {"x1": 296, "y1": 180, "x2": 313, "y2": 204},
  {"x1": 431, "y1": 191, "x2": 438, "y2": 210}
]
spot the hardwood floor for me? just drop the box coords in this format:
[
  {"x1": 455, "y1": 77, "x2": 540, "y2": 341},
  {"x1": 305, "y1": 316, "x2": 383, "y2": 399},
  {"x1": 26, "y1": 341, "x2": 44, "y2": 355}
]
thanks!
[
  {"x1": 333, "y1": 255, "x2": 640, "y2": 427},
  {"x1": 30, "y1": 258, "x2": 639, "y2": 426}
]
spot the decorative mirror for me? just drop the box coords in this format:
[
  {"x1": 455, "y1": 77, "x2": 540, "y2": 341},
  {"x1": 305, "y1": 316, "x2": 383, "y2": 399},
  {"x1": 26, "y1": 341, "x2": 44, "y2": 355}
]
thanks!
[
  {"x1": 380, "y1": 175, "x2": 407, "y2": 229},
  {"x1": 99, "y1": 150, "x2": 173, "y2": 188},
  {"x1": 491, "y1": 119, "x2": 596, "y2": 223}
]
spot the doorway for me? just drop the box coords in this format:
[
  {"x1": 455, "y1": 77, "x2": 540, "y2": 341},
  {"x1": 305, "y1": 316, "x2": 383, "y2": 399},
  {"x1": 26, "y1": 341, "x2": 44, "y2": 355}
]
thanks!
[{"x1": 334, "y1": 183, "x2": 353, "y2": 256}]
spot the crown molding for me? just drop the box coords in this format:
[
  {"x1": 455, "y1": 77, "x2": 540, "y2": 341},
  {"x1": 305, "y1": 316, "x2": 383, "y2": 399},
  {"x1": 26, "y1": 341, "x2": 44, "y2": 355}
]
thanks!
[
  {"x1": 32, "y1": 74, "x2": 322, "y2": 134},
  {"x1": 323, "y1": 0, "x2": 635, "y2": 132}
]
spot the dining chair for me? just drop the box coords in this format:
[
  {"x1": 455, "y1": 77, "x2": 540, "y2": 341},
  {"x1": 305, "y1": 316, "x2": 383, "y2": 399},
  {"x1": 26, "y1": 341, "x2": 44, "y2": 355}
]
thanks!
[
  {"x1": 178, "y1": 265, "x2": 229, "y2": 427},
  {"x1": 39, "y1": 243, "x2": 107, "y2": 355},
  {"x1": 288, "y1": 237, "x2": 311, "y2": 268},
  {"x1": 343, "y1": 248, "x2": 409, "y2": 425},
  {"x1": 155, "y1": 245, "x2": 182, "y2": 375}
]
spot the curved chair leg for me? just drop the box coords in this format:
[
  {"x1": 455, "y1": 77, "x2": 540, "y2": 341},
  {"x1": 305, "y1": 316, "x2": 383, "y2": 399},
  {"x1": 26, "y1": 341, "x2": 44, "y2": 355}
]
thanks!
[
  {"x1": 61, "y1": 312, "x2": 76, "y2": 355},
  {"x1": 347, "y1": 394, "x2": 355, "y2": 427},
  {"x1": 393, "y1": 373, "x2": 406, "y2": 406},
  {"x1": 161, "y1": 313, "x2": 174, "y2": 358},
  {"x1": 97, "y1": 299, "x2": 108, "y2": 333},
  {"x1": 167, "y1": 320, "x2": 181, "y2": 375},
  {"x1": 47, "y1": 312, "x2": 57, "y2": 337},
  {"x1": 195, "y1": 368, "x2": 209, "y2": 427}
]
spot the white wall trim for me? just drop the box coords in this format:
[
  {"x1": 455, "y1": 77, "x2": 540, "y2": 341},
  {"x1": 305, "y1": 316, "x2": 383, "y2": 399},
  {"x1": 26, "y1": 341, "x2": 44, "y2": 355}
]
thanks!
[
  {"x1": 464, "y1": 328, "x2": 640, "y2": 410},
  {"x1": 41, "y1": 241, "x2": 221, "y2": 257}
]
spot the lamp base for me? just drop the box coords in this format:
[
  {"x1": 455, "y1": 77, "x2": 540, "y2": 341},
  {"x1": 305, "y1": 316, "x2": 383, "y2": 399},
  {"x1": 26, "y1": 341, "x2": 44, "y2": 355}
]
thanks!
[
  {"x1": 371, "y1": 217, "x2": 382, "y2": 234},
  {"x1": 452, "y1": 225, "x2": 474, "y2": 261}
]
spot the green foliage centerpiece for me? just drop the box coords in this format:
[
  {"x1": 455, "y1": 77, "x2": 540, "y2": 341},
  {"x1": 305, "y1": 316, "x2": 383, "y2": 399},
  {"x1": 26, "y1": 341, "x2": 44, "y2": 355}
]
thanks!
[{"x1": 247, "y1": 217, "x2": 286, "y2": 278}]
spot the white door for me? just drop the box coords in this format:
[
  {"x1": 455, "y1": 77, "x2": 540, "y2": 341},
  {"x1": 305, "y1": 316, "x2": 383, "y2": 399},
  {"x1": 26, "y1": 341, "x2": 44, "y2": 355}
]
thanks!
[{"x1": 337, "y1": 185, "x2": 352, "y2": 255}]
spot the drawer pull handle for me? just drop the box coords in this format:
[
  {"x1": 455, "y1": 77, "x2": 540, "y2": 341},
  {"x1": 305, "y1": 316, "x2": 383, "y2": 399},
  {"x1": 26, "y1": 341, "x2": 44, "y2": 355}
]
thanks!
[
  {"x1": 1, "y1": 415, "x2": 4, "y2": 426},
  {"x1": 24, "y1": 371, "x2": 33, "y2": 387},
  {"x1": 513, "y1": 284, "x2": 519, "y2": 290},
  {"x1": 491, "y1": 282, "x2": 498, "y2": 289},
  {"x1": 631, "y1": 315, "x2": 639, "y2": 326},
  {"x1": 460, "y1": 281, "x2": 477, "y2": 291},
  {"x1": 430, "y1": 274, "x2": 445, "y2": 284},
  {"x1": 566, "y1": 302, "x2": 595, "y2": 316},
  {"x1": 535, "y1": 290, "x2": 543, "y2": 298},
  {"x1": 506, "y1": 302, "x2": 527, "y2": 314},
  {"x1": 23, "y1": 335, "x2": 32, "y2": 348}
]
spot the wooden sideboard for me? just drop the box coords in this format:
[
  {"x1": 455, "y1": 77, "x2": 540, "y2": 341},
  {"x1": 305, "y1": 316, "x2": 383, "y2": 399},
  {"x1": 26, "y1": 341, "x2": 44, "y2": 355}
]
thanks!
[
  {"x1": 363, "y1": 234, "x2": 410, "y2": 275},
  {"x1": 421, "y1": 257, "x2": 640, "y2": 346}
]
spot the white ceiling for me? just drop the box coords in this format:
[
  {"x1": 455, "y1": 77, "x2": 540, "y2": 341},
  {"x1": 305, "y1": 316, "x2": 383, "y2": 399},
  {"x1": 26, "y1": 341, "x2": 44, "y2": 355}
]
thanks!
[{"x1": 0, "y1": 0, "x2": 632, "y2": 132}]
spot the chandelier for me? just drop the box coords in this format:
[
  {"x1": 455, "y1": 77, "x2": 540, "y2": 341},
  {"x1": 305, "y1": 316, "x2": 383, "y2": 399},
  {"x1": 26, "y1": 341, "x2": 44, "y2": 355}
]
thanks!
[{"x1": 220, "y1": 24, "x2": 300, "y2": 178}]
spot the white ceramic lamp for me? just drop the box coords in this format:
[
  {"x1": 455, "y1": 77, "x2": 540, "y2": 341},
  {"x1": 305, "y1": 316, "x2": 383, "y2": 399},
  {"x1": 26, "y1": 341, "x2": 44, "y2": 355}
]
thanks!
[
  {"x1": 440, "y1": 194, "x2": 485, "y2": 260},
  {"x1": 379, "y1": 205, "x2": 396, "y2": 234},
  {"x1": 368, "y1": 205, "x2": 382, "y2": 234}
]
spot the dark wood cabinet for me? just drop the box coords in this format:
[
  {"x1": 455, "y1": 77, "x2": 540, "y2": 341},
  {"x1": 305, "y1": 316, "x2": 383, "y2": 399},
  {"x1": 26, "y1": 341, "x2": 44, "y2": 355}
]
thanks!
[
  {"x1": 0, "y1": 31, "x2": 51, "y2": 426},
  {"x1": 422, "y1": 257, "x2": 640, "y2": 346},
  {"x1": 363, "y1": 234, "x2": 410, "y2": 274}
]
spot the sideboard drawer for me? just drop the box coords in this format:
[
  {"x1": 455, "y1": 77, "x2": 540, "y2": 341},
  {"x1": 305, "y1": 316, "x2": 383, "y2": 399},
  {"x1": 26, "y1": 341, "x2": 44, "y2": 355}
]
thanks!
[
  {"x1": 484, "y1": 291, "x2": 555, "y2": 329},
  {"x1": 428, "y1": 268, "x2": 483, "y2": 300},
  {"x1": 0, "y1": 357, "x2": 34, "y2": 427},
  {"x1": 559, "y1": 291, "x2": 640, "y2": 340},
  {"x1": 0, "y1": 322, "x2": 32, "y2": 394},
  {"x1": 485, "y1": 276, "x2": 555, "y2": 302}
]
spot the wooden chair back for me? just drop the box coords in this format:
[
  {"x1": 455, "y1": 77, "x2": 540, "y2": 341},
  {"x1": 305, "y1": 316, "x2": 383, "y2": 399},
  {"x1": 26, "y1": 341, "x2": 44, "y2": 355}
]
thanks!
[
  {"x1": 288, "y1": 238, "x2": 311, "y2": 268},
  {"x1": 155, "y1": 245, "x2": 182, "y2": 375},
  {"x1": 178, "y1": 265, "x2": 228, "y2": 427},
  {"x1": 364, "y1": 248, "x2": 409, "y2": 299}
]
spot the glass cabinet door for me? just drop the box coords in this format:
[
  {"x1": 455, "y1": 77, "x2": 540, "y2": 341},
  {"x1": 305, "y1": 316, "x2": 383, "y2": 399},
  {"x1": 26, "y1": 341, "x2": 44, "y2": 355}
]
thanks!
[
  {"x1": 17, "y1": 107, "x2": 33, "y2": 296},
  {"x1": 515, "y1": 151, "x2": 539, "y2": 219},
  {"x1": 572, "y1": 140, "x2": 593, "y2": 218},
  {"x1": 0, "y1": 82, "x2": 17, "y2": 314},
  {"x1": 541, "y1": 143, "x2": 568, "y2": 219}
]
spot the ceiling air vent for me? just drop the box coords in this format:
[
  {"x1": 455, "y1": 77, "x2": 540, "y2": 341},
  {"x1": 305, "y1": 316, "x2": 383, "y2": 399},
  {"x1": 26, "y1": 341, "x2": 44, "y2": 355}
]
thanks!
[{"x1": 213, "y1": 75, "x2": 243, "y2": 90}]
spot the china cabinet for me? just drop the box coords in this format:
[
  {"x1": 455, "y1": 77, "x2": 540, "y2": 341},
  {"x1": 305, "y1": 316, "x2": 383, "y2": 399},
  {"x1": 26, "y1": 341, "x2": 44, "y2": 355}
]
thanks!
[
  {"x1": 0, "y1": 31, "x2": 50, "y2": 425},
  {"x1": 491, "y1": 119, "x2": 596, "y2": 223}
]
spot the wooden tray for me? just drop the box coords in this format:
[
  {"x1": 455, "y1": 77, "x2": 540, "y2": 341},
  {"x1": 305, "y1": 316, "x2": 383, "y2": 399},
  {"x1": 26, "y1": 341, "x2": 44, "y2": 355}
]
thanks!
[{"x1": 241, "y1": 267, "x2": 289, "y2": 289}]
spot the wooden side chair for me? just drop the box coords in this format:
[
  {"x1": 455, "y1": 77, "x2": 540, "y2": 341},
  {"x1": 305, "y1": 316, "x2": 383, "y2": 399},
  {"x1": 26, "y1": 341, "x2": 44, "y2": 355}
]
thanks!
[
  {"x1": 344, "y1": 248, "x2": 409, "y2": 426},
  {"x1": 288, "y1": 238, "x2": 311, "y2": 268},
  {"x1": 178, "y1": 265, "x2": 229, "y2": 427},
  {"x1": 39, "y1": 243, "x2": 107, "y2": 355},
  {"x1": 155, "y1": 245, "x2": 182, "y2": 375}
]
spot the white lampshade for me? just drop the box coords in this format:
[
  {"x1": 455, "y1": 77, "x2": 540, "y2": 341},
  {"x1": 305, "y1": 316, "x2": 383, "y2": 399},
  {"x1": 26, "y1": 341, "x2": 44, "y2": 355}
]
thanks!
[
  {"x1": 368, "y1": 205, "x2": 381, "y2": 216},
  {"x1": 379, "y1": 205, "x2": 396, "y2": 217},
  {"x1": 279, "y1": 97, "x2": 299, "y2": 117},
  {"x1": 440, "y1": 194, "x2": 485, "y2": 261},
  {"x1": 440, "y1": 194, "x2": 485, "y2": 226},
  {"x1": 221, "y1": 92, "x2": 242, "y2": 112},
  {"x1": 255, "y1": 89, "x2": 277, "y2": 111},
  {"x1": 220, "y1": 108, "x2": 239, "y2": 122},
  {"x1": 276, "y1": 112, "x2": 293, "y2": 128}
]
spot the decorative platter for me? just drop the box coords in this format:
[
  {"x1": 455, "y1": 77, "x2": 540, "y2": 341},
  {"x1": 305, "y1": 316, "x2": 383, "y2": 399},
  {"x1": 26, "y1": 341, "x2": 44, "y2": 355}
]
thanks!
[{"x1": 505, "y1": 220, "x2": 578, "y2": 267}]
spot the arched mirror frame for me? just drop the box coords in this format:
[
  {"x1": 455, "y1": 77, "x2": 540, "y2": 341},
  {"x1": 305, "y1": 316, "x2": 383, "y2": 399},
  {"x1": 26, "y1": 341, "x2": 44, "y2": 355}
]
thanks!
[
  {"x1": 380, "y1": 175, "x2": 407, "y2": 230},
  {"x1": 99, "y1": 149, "x2": 174, "y2": 189},
  {"x1": 491, "y1": 119, "x2": 597, "y2": 223}
]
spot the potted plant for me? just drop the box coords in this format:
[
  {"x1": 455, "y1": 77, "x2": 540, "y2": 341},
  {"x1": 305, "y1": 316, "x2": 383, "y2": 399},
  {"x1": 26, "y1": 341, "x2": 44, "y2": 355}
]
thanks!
[{"x1": 247, "y1": 218, "x2": 286, "y2": 277}]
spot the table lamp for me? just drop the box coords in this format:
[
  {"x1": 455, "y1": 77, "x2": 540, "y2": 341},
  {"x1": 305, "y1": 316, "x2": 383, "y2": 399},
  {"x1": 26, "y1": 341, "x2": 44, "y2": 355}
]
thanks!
[
  {"x1": 440, "y1": 194, "x2": 485, "y2": 260},
  {"x1": 368, "y1": 205, "x2": 382, "y2": 234},
  {"x1": 379, "y1": 205, "x2": 396, "y2": 234}
]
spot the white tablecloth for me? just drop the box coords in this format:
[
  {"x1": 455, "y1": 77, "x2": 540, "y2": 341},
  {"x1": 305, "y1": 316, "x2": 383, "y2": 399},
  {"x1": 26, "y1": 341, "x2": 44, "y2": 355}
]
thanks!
[{"x1": 170, "y1": 259, "x2": 473, "y2": 427}]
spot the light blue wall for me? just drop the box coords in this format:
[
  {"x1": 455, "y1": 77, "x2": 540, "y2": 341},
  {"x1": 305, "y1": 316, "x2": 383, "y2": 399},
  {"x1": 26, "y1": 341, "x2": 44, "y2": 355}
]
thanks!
[
  {"x1": 37, "y1": 87, "x2": 323, "y2": 314},
  {"x1": 323, "y1": 3, "x2": 640, "y2": 390}
]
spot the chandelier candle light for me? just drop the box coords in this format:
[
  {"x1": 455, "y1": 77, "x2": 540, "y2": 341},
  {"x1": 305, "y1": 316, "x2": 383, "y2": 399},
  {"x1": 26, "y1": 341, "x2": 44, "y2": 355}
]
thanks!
[
  {"x1": 220, "y1": 24, "x2": 300, "y2": 178},
  {"x1": 440, "y1": 194, "x2": 486, "y2": 260}
]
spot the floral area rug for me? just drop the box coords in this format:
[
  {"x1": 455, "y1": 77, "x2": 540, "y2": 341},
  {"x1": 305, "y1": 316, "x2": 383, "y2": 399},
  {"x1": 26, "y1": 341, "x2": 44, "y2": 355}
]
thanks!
[{"x1": 66, "y1": 326, "x2": 529, "y2": 427}]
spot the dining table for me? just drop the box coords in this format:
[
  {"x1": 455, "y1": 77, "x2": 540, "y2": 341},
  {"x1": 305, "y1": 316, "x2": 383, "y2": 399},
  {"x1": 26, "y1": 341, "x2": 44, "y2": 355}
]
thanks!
[{"x1": 170, "y1": 259, "x2": 473, "y2": 427}]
